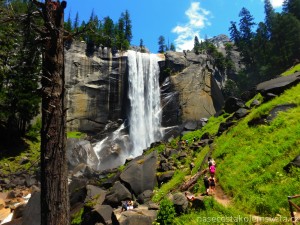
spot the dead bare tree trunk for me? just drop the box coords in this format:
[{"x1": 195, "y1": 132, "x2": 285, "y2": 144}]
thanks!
[
  {"x1": 179, "y1": 169, "x2": 207, "y2": 192},
  {"x1": 36, "y1": 1, "x2": 69, "y2": 224}
]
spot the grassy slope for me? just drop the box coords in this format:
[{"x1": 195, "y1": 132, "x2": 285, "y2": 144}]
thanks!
[
  {"x1": 213, "y1": 83, "x2": 300, "y2": 217},
  {"x1": 153, "y1": 83, "x2": 300, "y2": 224},
  {"x1": 281, "y1": 63, "x2": 300, "y2": 76}
]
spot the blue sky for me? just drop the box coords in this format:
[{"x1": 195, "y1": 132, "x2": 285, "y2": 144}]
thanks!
[{"x1": 64, "y1": 0, "x2": 284, "y2": 53}]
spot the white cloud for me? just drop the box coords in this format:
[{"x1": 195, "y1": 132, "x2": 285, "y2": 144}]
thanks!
[
  {"x1": 271, "y1": 0, "x2": 284, "y2": 8},
  {"x1": 172, "y1": 2, "x2": 211, "y2": 52},
  {"x1": 266, "y1": 0, "x2": 284, "y2": 8}
]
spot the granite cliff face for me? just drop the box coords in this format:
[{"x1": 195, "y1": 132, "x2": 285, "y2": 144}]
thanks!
[
  {"x1": 160, "y1": 51, "x2": 224, "y2": 127},
  {"x1": 65, "y1": 42, "x2": 225, "y2": 136},
  {"x1": 65, "y1": 42, "x2": 128, "y2": 134}
]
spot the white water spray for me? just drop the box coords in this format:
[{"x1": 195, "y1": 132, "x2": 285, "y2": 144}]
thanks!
[
  {"x1": 127, "y1": 50, "x2": 163, "y2": 157},
  {"x1": 93, "y1": 51, "x2": 163, "y2": 170}
]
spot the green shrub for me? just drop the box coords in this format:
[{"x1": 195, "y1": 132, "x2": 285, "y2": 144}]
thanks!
[
  {"x1": 156, "y1": 198, "x2": 176, "y2": 225},
  {"x1": 26, "y1": 118, "x2": 41, "y2": 141},
  {"x1": 71, "y1": 208, "x2": 84, "y2": 225}
]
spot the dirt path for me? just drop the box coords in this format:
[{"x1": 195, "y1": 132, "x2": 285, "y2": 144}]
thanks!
[
  {"x1": 209, "y1": 182, "x2": 293, "y2": 224},
  {"x1": 213, "y1": 182, "x2": 231, "y2": 207}
]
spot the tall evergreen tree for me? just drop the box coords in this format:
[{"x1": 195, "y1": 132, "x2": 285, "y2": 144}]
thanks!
[
  {"x1": 123, "y1": 10, "x2": 132, "y2": 44},
  {"x1": 65, "y1": 12, "x2": 72, "y2": 32},
  {"x1": 170, "y1": 43, "x2": 176, "y2": 51},
  {"x1": 102, "y1": 16, "x2": 114, "y2": 48},
  {"x1": 238, "y1": 7, "x2": 256, "y2": 66},
  {"x1": 158, "y1": 35, "x2": 165, "y2": 53},
  {"x1": 0, "y1": 0, "x2": 40, "y2": 136},
  {"x1": 264, "y1": 0, "x2": 275, "y2": 38},
  {"x1": 194, "y1": 35, "x2": 201, "y2": 54},
  {"x1": 283, "y1": 0, "x2": 300, "y2": 20},
  {"x1": 139, "y1": 38, "x2": 146, "y2": 52},
  {"x1": 229, "y1": 21, "x2": 241, "y2": 44},
  {"x1": 73, "y1": 12, "x2": 79, "y2": 30},
  {"x1": 270, "y1": 13, "x2": 300, "y2": 70}
]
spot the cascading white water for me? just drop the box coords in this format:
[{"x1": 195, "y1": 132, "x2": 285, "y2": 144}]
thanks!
[
  {"x1": 92, "y1": 50, "x2": 163, "y2": 170},
  {"x1": 127, "y1": 50, "x2": 163, "y2": 157}
]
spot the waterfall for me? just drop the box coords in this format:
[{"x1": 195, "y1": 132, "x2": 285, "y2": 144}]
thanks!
[
  {"x1": 127, "y1": 50, "x2": 163, "y2": 157},
  {"x1": 93, "y1": 50, "x2": 163, "y2": 170}
]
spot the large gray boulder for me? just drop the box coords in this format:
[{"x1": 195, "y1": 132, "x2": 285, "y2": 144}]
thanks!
[
  {"x1": 81, "y1": 205, "x2": 117, "y2": 225},
  {"x1": 118, "y1": 209, "x2": 157, "y2": 225},
  {"x1": 104, "y1": 181, "x2": 132, "y2": 207},
  {"x1": 67, "y1": 138, "x2": 99, "y2": 170},
  {"x1": 120, "y1": 151, "x2": 158, "y2": 196},
  {"x1": 22, "y1": 192, "x2": 40, "y2": 225},
  {"x1": 256, "y1": 72, "x2": 300, "y2": 96},
  {"x1": 284, "y1": 155, "x2": 300, "y2": 172},
  {"x1": 171, "y1": 193, "x2": 189, "y2": 214}
]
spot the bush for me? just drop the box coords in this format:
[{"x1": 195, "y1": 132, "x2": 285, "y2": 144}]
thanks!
[{"x1": 156, "y1": 199, "x2": 176, "y2": 225}]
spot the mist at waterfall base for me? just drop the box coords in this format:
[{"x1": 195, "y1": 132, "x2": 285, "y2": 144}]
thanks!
[{"x1": 93, "y1": 51, "x2": 164, "y2": 170}]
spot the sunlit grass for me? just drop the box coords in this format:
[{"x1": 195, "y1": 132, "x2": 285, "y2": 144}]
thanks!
[{"x1": 281, "y1": 63, "x2": 300, "y2": 76}]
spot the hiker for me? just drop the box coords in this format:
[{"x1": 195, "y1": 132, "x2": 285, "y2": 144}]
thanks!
[
  {"x1": 185, "y1": 192, "x2": 195, "y2": 202},
  {"x1": 203, "y1": 174, "x2": 210, "y2": 195},
  {"x1": 208, "y1": 156, "x2": 216, "y2": 167},
  {"x1": 209, "y1": 175, "x2": 216, "y2": 195},
  {"x1": 209, "y1": 163, "x2": 216, "y2": 176}
]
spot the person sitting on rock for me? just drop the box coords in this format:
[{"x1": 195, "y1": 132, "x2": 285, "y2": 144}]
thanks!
[
  {"x1": 185, "y1": 192, "x2": 195, "y2": 202},
  {"x1": 121, "y1": 200, "x2": 133, "y2": 212},
  {"x1": 127, "y1": 200, "x2": 133, "y2": 210}
]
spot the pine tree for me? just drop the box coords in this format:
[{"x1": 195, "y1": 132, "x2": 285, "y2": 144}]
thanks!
[
  {"x1": 238, "y1": 7, "x2": 256, "y2": 66},
  {"x1": 65, "y1": 12, "x2": 72, "y2": 32},
  {"x1": 264, "y1": 0, "x2": 275, "y2": 38},
  {"x1": 73, "y1": 12, "x2": 79, "y2": 30},
  {"x1": 229, "y1": 21, "x2": 240, "y2": 44},
  {"x1": 158, "y1": 35, "x2": 165, "y2": 53},
  {"x1": 283, "y1": 0, "x2": 300, "y2": 20},
  {"x1": 0, "y1": 0, "x2": 40, "y2": 136},
  {"x1": 102, "y1": 16, "x2": 114, "y2": 48},
  {"x1": 194, "y1": 35, "x2": 201, "y2": 54},
  {"x1": 139, "y1": 38, "x2": 146, "y2": 52},
  {"x1": 170, "y1": 43, "x2": 176, "y2": 51},
  {"x1": 123, "y1": 10, "x2": 132, "y2": 44}
]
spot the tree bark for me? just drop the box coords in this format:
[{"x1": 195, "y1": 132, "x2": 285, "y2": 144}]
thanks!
[{"x1": 39, "y1": 1, "x2": 69, "y2": 224}]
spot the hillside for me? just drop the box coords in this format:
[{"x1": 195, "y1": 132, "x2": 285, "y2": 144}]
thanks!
[{"x1": 149, "y1": 71, "x2": 300, "y2": 224}]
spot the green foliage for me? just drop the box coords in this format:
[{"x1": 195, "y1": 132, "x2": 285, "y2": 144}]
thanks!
[
  {"x1": 152, "y1": 170, "x2": 187, "y2": 202},
  {"x1": 0, "y1": 1, "x2": 41, "y2": 137},
  {"x1": 67, "y1": 131, "x2": 86, "y2": 139},
  {"x1": 170, "y1": 43, "x2": 176, "y2": 52},
  {"x1": 223, "y1": 79, "x2": 239, "y2": 98},
  {"x1": 229, "y1": 2, "x2": 300, "y2": 93},
  {"x1": 194, "y1": 36, "x2": 201, "y2": 54},
  {"x1": 73, "y1": 10, "x2": 132, "y2": 51},
  {"x1": 174, "y1": 198, "x2": 251, "y2": 225},
  {"x1": 281, "y1": 63, "x2": 300, "y2": 76},
  {"x1": 158, "y1": 35, "x2": 166, "y2": 53},
  {"x1": 71, "y1": 208, "x2": 84, "y2": 225},
  {"x1": 0, "y1": 137, "x2": 40, "y2": 175},
  {"x1": 156, "y1": 198, "x2": 176, "y2": 225},
  {"x1": 26, "y1": 118, "x2": 42, "y2": 141}
]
